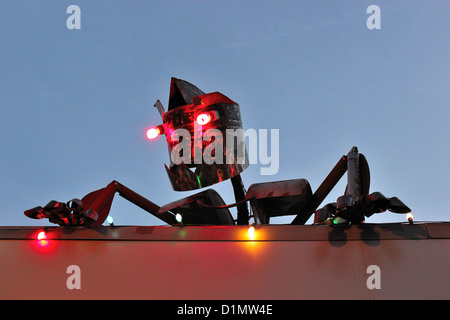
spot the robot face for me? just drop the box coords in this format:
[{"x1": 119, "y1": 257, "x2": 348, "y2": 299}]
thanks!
[{"x1": 147, "y1": 78, "x2": 249, "y2": 191}]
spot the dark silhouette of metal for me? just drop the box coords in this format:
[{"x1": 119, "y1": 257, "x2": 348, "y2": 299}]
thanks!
[{"x1": 25, "y1": 78, "x2": 410, "y2": 227}]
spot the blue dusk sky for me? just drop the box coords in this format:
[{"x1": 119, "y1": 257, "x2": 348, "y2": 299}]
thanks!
[{"x1": 0, "y1": 0, "x2": 449, "y2": 226}]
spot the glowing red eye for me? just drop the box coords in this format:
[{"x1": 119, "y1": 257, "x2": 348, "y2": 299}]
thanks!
[
  {"x1": 197, "y1": 113, "x2": 212, "y2": 126},
  {"x1": 37, "y1": 231, "x2": 46, "y2": 240},
  {"x1": 146, "y1": 127, "x2": 161, "y2": 140},
  {"x1": 146, "y1": 125, "x2": 165, "y2": 140}
]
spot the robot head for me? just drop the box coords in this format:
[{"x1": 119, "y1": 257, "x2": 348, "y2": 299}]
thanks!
[{"x1": 147, "y1": 78, "x2": 249, "y2": 191}]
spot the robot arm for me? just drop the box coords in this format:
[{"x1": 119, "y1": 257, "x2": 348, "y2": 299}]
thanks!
[{"x1": 24, "y1": 180, "x2": 177, "y2": 226}]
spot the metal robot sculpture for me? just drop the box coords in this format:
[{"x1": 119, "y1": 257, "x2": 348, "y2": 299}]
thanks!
[{"x1": 25, "y1": 78, "x2": 411, "y2": 226}]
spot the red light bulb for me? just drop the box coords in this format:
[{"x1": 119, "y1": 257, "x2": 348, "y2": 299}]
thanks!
[
  {"x1": 146, "y1": 127, "x2": 161, "y2": 140},
  {"x1": 196, "y1": 113, "x2": 212, "y2": 126},
  {"x1": 37, "y1": 231, "x2": 46, "y2": 240}
]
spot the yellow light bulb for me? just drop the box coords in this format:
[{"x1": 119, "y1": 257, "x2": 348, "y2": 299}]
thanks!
[{"x1": 248, "y1": 226, "x2": 255, "y2": 240}]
